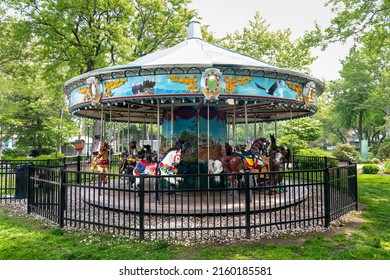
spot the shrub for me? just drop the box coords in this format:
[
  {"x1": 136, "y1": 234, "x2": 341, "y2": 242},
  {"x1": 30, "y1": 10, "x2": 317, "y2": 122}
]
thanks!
[
  {"x1": 362, "y1": 164, "x2": 380, "y2": 174},
  {"x1": 376, "y1": 142, "x2": 390, "y2": 160},
  {"x1": 372, "y1": 158, "x2": 382, "y2": 164},
  {"x1": 332, "y1": 144, "x2": 359, "y2": 162},
  {"x1": 1, "y1": 148, "x2": 27, "y2": 158},
  {"x1": 294, "y1": 148, "x2": 336, "y2": 169},
  {"x1": 297, "y1": 148, "x2": 332, "y2": 158},
  {"x1": 383, "y1": 159, "x2": 390, "y2": 173}
]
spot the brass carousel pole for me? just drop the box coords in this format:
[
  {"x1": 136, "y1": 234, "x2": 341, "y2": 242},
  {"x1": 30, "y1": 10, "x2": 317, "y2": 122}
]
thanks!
[
  {"x1": 157, "y1": 100, "x2": 160, "y2": 160},
  {"x1": 127, "y1": 103, "x2": 130, "y2": 153},
  {"x1": 171, "y1": 102, "x2": 174, "y2": 147}
]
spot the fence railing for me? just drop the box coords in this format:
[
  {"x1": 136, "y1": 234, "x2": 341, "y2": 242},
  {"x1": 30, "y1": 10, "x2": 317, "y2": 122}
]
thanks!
[
  {"x1": 1, "y1": 155, "x2": 358, "y2": 241},
  {"x1": 25, "y1": 163, "x2": 358, "y2": 241}
]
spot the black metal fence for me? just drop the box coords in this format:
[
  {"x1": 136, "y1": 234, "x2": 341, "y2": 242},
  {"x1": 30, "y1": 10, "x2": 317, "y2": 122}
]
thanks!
[
  {"x1": 0, "y1": 155, "x2": 122, "y2": 203},
  {"x1": 22, "y1": 159, "x2": 357, "y2": 241}
]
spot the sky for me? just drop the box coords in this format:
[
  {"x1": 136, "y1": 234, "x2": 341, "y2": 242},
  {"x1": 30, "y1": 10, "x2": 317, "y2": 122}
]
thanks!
[{"x1": 188, "y1": 0, "x2": 352, "y2": 81}]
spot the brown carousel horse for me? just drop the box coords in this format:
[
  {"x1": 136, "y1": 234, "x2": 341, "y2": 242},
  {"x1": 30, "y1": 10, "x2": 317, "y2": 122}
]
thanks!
[
  {"x1": 91, "y1": 141, "x2": 110, "y2": 186},
  {"x1": 220, "y1": 137, "x2": 270, "y2": 188}
]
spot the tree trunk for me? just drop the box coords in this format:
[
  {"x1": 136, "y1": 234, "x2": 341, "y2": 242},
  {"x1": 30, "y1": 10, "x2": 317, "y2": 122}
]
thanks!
[{"x1": 358, "y1": 110, "x2": 364, "y2": 149}]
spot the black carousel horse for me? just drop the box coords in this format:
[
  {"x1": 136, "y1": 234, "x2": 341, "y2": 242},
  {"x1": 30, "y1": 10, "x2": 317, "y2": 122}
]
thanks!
[{"x1": 268, "y1": 134, "x2": 289, "y2": 194}]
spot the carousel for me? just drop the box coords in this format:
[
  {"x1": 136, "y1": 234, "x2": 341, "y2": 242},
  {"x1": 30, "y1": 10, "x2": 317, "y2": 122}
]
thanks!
[{"x1": 63, "y1": 19, "x2": 324, "y2": 213}]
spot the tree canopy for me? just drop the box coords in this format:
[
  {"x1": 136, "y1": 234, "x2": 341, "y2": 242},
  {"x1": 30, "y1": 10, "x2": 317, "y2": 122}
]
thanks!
[{"x1": 220, "y1": 12, "x2": 316, "y2": 72}]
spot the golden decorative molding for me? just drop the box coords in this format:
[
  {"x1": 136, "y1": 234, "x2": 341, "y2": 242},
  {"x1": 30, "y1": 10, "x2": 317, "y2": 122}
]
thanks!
[
  {"x1": 224, "y1": 76, "x2": 252, "y2": 93},
  {"x1": 168, "y1": 75, "x2": 199, "y2": 93},
  {"x1": 104, "y1": 78, "x2": 127, "y2": 97},
  {"x1": 286, "y1": 81, "x2": 303, "y2": 99}
]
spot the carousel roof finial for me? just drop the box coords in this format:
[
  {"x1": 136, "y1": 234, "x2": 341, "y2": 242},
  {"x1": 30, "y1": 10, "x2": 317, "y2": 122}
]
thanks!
[{"x1": 187, "y1": 17, "x2": 202, "y2": 40}]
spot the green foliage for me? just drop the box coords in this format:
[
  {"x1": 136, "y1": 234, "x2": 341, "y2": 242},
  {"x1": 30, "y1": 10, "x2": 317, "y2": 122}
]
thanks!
[
  {"x1": 1, "y1": 148, "x2": 26, "y2": 159},
  {"x1": 362, "y1": 164, "x2": 380, "y2": 174},
  {"x1": 0, "y1": 0, "x2": 196, "y2": 157},
  {"x1": 35, "y1": 152, "x2": 65, "y2": 160},
  {"x1": 278, "y1": 117, "x2": 323, "y2": 151},
  {"x1": 297, "y1": 148, "x2": 333, "y2": 158},
  {"x1": 332, "y1": 144, "x2": 359, "y2": 161},
  {"x1": 281, "y1": 118, "x2": 323, "y2": 143},
  {"x1": 304, "y1": 0, "x2": 390, "y2": 148},
  {"x1": 383, "y1": 159, "x2": 390, "y2": 173},
  {"x1": 279, "y1": 134, "x2": 308, "y2": 154},
  {"x1": 220, "y1": 12, "x2": 315, "y2": 72},
  {"x1": 375, "y1": 142, "x2": 390, "y2": 160},
  {"x1": 304, "y1": 0, "x2": 389, "y2": 51}
]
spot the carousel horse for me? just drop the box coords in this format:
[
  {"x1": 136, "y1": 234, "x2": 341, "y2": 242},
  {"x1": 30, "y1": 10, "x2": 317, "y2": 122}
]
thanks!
[
  {"x1": 268, "y1": 134, "x2": 289, "y2": 194},
  {"x1": 136, "y1": 144, "x2": 157, "y2": 163},
  {"x1": 208, "y1": 159, "x2": 224, "y2": 182},
  {"x1": 219, "y1": 137, "x2": 270, "y2": 188},
  {"x1": 91, "y1": 142, "x2": 110, "y2": 188},
  {"x1": 132, "y1": 147, "x2": 184, "y2": 190},
  {"x1": 119, "y1": 150, "x2": 137, "y2": 175},
  {"x1": 249, "y1": 137, "x2": 270, "y2": 172}
]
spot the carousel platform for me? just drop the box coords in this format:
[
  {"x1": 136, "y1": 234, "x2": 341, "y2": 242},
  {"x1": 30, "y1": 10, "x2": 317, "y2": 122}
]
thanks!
[{"x1": 80, "y1": 178, "x2": 308, "y2": 215}]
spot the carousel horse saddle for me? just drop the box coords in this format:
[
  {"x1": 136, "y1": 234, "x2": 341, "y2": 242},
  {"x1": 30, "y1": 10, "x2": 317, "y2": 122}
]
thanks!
[
  {"x1": 97, "y1": 159, "x2": 109, "y2": 165},
  {"x1": 243, "y1": 156, "x2": 259, "y2": 169},
  {"x1": 228, "y1": 151, "x2": 261, "y2": 169},
  {"x1": 134, "y1": 160, "x2": 157, "y2": 175}
]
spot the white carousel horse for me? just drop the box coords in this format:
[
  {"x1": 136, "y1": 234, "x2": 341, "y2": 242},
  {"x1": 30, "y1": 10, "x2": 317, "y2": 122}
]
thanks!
[
  {"x1": 132, "y1": 148, "x2": 184, "y2": 189},
  {"x1": 208, "y1": 159, "x2": 223, "y2": 182}
]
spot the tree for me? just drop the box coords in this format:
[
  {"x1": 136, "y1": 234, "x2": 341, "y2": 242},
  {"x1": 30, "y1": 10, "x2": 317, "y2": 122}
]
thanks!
[
  {"x1": 304, "y1": 0, "x2": 390, "y2": 52},
  {"x1": 277, "y1": 118, "x2": 322, "y2": 153},
  {"x1": 329, "y1": 47, "x2": 380, "y2": 148},
  {"x1": 2, "y1": 0, "x2": 197, "y2": 155},
  {"x1": 313, "y1": 91, "x2": 348, "y2": 144},
  {"x1": 220, "y1": 12, "x2": 316, "y2": 72},
  {"x1": 5, "y1": 68, "x2": 78, "y2": 155},
  {"x1": 4, "y1": 0, "x2": 196, "y2": 76},
  {"x1": 0, "y1": 14, "x2": 32, "y2": 158}
]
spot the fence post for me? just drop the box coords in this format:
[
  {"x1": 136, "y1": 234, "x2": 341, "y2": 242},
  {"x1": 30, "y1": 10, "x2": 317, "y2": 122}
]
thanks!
[
  {"x1": 139, "y1": 175, "x2": 145, "y2": 241},
  {"x1": 353, "y1": 162, "x2": 359, "y2": 211},
  {"x1": 27, "y1": 163, "x2": 33, "y2": 214},
  {"x1": 324, "y1": 167, "x2": 331, "y2": 227},
  {"x1": 244, "y1": 170, "x2": 251, "y2": 239},
  {"x1": 76, "y1": 155, "x2": 81, "y2": 184},
  {"x1": 324, "y1": 156, "x2": 328, "y2": 168},
  {"x1": 58, "y1": 168, "x2": 66, "y2": 228}
]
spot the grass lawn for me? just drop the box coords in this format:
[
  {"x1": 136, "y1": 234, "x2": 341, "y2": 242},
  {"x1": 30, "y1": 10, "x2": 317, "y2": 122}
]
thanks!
[{"x1": 0, "y1": 174, "x2": 389, "y2": 260}]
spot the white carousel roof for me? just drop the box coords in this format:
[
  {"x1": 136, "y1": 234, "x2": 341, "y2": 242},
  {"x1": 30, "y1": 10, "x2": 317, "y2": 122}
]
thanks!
[
  {"x1": 117, "y1": 19, "x2": 273, "y2": 69},
  {"x1": 65, "y1": 18, "x2": 323, "y2": 90}
]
